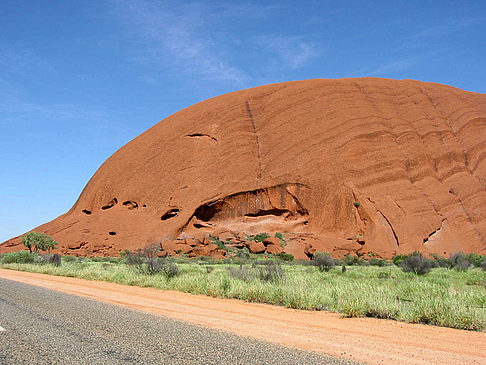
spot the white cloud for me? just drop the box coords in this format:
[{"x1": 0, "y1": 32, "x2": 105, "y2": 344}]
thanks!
[
  {"x1": 109, "y1": 0, "x2": 249, "y2": 85},
  {"x1": 408, "y1": 17, "x2": 485, "y2": 39},
  {"x1": 257, "y1": 35, "x2": 316, "y2": 69}
]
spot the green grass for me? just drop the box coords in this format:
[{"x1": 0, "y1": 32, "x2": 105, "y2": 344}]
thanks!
[{"x1": 1, "y1": 259, "x2": 485, "y2": 331}]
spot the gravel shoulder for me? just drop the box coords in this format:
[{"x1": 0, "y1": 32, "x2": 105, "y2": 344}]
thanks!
[{"x1": 1, "y1": 268, "x2": 485, "y2": 364}]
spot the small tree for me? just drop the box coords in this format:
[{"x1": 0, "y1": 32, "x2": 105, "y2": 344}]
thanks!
[{"x1": 22, "y1": 232, "x2": 58, "y2": 253}]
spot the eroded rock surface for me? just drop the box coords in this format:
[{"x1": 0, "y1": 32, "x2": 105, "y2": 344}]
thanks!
[{"x1": 2, "y1": 78, "x2": 486, "y2": 258}]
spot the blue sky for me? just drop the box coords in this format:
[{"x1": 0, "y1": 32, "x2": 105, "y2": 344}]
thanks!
[{"x1": 1, "y1": 0, "x2": 485, "y2": 243}]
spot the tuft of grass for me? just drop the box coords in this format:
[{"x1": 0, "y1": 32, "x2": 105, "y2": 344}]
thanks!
[{"x1": 2, "y1": 258, "x2": 485, "y2": 331}]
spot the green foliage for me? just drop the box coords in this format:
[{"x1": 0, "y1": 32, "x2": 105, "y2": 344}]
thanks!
[
  {"x1": 246, "y1": 233, "x2": 270, "y2": 242},
  {"x1": 22, "y1": 232, "x2": 58, "y2": 253},
  {"x1": 343, "y1": 254, "x2": 359, "y2": 265},
  {"x1": 353, "y1": 202, "x2": 360, "y2": 208},
  {"x1": 274, "y1": 232, "x2": 286, "y2": 247},
  {"x1": 62, "y1": 255, "x2": 77, "y2": 263},
  {"x1": 401, "y1": 251, "x2": 431, "y2": 275},
  {"x1": 481, "y1": 259, "x2": 486, "y2": 271},
  {"x1": 2, "y1": 257, "x2": 486, "y2": 331},
  {"x1": 429, "y1": 253, "x2": 450, "y2": 268},
  {"x1": 465, "y1": 253, "x2": 485, "y2": 268},
  {"x1": 278, "y1": 252, "x2": 294, "y2": 261},
  {"x1": 369, "y1": 258, "x2": 389, "y2": 266},
  {"x1": 392, "y1": 254, "x2": 408, "y2": 266},
  {"x1": 0, "y1": 251, "x2": 37, "y2": 264}
]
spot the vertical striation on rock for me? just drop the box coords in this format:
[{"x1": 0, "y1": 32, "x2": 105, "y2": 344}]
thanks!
[{"x1": 2, "y1": 78, "x2": 486, "y2": 258}]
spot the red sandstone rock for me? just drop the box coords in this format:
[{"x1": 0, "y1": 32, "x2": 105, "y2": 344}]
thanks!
[
  {"x1": 2, "y1": 78, "x2": 486, "y2": 258},
  {"x1": 266, "y1": 244, "x2": 283, "y2": 255},
  {"x1": 263, "y1": 237, "x2": 280, "y2": 246},
  {"x1": 248, "y1": 241, "x2": 265, "y2": 254}
]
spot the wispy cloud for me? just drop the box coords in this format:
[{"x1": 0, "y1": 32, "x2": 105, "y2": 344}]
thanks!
[
  {"x1": 108, "y1": 1, "x2": 319, "y2": 87},
  {"x1": 257, "y1": 35, "x2": 316, "y2": 69},
  {"x1": 361, "y1": 59, "x2": 415, "y2": 77},
  {"x1": 109, "y1": 0, "x2": 249, "y2": 85},
  {"x1": 408, "y1": 17, "x2": 485, "y2": 39}
]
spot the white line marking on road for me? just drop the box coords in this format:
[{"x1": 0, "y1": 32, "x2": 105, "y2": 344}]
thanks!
[{"x1": 0, "y1": 326, "x2": 5, "y2": 332}]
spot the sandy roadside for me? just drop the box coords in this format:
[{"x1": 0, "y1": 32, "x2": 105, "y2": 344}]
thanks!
[{"x1": 0, "y1": 268, "x2": 484, "y2": 364}]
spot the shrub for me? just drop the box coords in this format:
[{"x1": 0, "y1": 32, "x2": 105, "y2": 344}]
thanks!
[
  {"x1": 343, "y1": 254, "x2": 360, "y2": 266},
  {"x1": 278, "y1": 252, "x2": 294, "y2": 261},
  {"x1": 62, "y1": 255, "x2": 77, "y2": 263},
  {"x1": 465, "y1": 253, "x2": 485, "y2": 267},
  {"x1": 125, "y1": 251, "x2": 144, "y2": 266},
  {"x1": 228, "y1": 265, "x2": 255, "y2": 282},
  {"x1": 234, "y1": 248, "x2": 250, "y2": 264},
  {"x1": 257, "y1": 261, "x2": 285, "y2": 283},
  {"x1": 369, "y1": 258, "x2": 388, "y2": 266},
  {"x1": 138, "y1": 257, "x2": 163, "y2": 275},
  {"x1": 454, "y1": 259, "x2": 470, "y2": 271},
  {"x1": 246, "y1": 233, "x2": 270, "y2": 242},
  {"x1": 142, "y1": 244, "x2": 161, "y2": 258},
  {"x1": 0, "y1": 251, "x2": 37, "y2": 264},
  {"x1": 22, "y1": 232, "x2": 58, "y2": 253},
  {"x1": 429, "y1": 253, "x2": 450, "y2": 268},
  {"x1": 449, "y1": 252, "x2": 470, "y2": 271},
  {"x1": 49, "y1": 254, "x2": 62, "y2": 267},
  {"x1": 392, "y1": 254, "x2": 407, "y2": 266},
  {"x1": 400, "y1": 251, "x2": 431, "y2": 275},
  {"x1": 312, "y1": 252, "x2": 336, "y2": 272},
  {"x1": 161, "y1": 261, "x2": 180, "y2": 279}
]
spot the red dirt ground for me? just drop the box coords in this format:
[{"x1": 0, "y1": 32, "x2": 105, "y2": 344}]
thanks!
[{"x1": 0, "y1": 269, "x2": 484, "y2": 365}]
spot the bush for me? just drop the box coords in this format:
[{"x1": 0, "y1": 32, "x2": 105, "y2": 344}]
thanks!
[
  {"x1": 257, "y1": 262, "x2": 285, "y2": 283},
  {"x1": 278, "y1": 252, "x2": 294, "y2": 261},
  {"x1": 392, "y1": 254, "x2": 407, "y2": 266},
  {"x1": 429, "y1": 253, "x2": 450, "y2": 268},
  {"x1": 449, "y1": 252, "x2": 470, "y2": 271},
  {"x1": 138, "y1": 258, "x2": 163, "y2": 275},
  {"x1": 137, "y1": 257, "x2": 180, "y2": 278},
  {"x1": 125, "y1": 251, "x2": 144, "y2": 266},
  {"x1": 400, "y1": 251, "x2": 431, "y2": 275},
  {"x1": 465, "y1": 253, "x2": 485, "y2": 267},
  {"x1": 481, "y1": 259, "x2": 486, "y2": 271},
  {"x1": 63, "y1": 255, "x2": 77, "y2": 263},
  {"x1": 0, "y1": 251, "x2": 37, "y2": 264},
  {"x1": 246, "y1": 233, "x2": 269, "y2": 242},
  {"x1": 22, "y1": 232, "x2": 58, "y2": 253},
  {"x1": 454, "y1": 259, "x2": 470, "y2": 271},
  {"x1": 49, "y1": 254, "x2": 62, "y2": 267},
  {"x1": 161, "y1": 261, "x2": 180, "y2": 279},
  {"x1": 369, "y1": 258, "x2": 388, "y2": 266},
  {"x1": 228, "y1": 265, "x2": 255, "y2": 282},
  {"x1": 312, "y1": 252, "x2": 335, "y2": 272},
  {"x1": 343, "y1": 254, "x2": 360, "y2": 266}
]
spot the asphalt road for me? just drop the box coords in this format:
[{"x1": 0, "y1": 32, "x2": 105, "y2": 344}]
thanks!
[{"x1": 0, "y1": 278, "x2": 358, "y2": 365}]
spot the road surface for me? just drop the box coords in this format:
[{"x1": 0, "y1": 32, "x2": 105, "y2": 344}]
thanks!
[{"x1": 0, "y1": 278, "x2": 355, "y2": 365}]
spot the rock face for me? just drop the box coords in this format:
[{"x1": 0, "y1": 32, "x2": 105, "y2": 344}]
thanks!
[{"x1": 2, "y1": 78, "x2": 486, "y2": 259}]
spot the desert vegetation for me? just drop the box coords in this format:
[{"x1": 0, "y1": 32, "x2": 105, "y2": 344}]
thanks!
[{"x1": 1, "y1": 240, "x2": 485, "y2": 332}]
